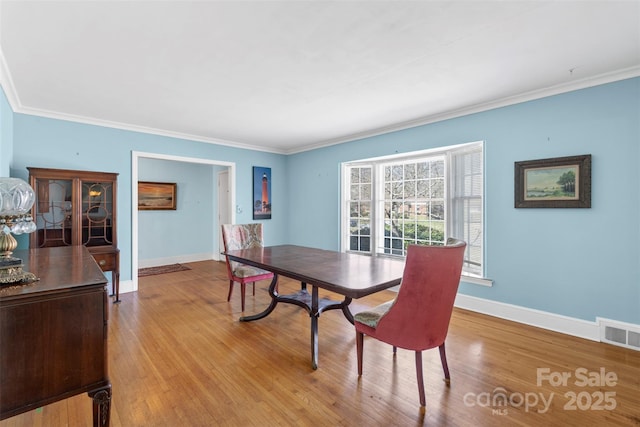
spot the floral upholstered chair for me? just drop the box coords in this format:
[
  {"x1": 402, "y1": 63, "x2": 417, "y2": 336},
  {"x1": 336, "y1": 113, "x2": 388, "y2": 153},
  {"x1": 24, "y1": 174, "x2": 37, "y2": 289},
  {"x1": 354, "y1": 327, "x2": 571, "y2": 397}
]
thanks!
[
  {"x1": 354, "y1": 238, "x2": 466, "y2": 407},
  {"x1": 221, "y1": 223, "x2": 274, "y2": 311}
]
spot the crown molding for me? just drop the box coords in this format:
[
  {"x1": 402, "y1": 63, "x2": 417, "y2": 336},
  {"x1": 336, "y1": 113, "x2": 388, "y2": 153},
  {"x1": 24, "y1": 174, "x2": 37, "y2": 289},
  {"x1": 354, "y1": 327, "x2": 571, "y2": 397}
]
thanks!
[
  {"x1": 16, "y1": 103, "x2": 288, "y2": 155},
  {"x1": 286, "y1": 65, "x2": 640, "y2": 155},
  {"x1": 2, "y1": 36, "x2": 639, "y2": 157},
  {"x1": 0, "y1": 46, "x2": 21, "y2": 110}
]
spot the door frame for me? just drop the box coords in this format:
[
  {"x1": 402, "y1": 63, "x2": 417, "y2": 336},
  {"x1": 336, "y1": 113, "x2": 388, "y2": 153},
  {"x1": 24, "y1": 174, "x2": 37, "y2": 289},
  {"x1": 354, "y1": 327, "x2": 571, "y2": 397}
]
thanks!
[
  {"x1": 131, "y1": 151, "x2": 235, "y2": 293},
  {"x1": 217, "y1": 169, "x2": 231, "y2": 255}
]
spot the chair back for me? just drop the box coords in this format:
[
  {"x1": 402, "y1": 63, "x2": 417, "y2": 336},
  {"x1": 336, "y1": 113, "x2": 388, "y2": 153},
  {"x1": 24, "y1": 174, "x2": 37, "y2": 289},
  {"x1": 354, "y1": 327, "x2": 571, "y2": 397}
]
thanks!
[
  {"x1": 221, "y1": 223, "x2": 265, "y2": 271},
  {"x1": 374, "y1": 239, "x2": 466, "y2": 351}
]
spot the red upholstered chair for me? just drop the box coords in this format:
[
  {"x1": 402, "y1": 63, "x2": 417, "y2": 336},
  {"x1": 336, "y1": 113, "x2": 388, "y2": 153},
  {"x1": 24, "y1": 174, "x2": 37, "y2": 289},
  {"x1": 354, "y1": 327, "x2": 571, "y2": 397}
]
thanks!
[
  {"x1": 221, "y1": 224, "x2": 274, "y2": 311},
  {"x1": 354, "y1": 238, "x2": 466, "y2": 407}
]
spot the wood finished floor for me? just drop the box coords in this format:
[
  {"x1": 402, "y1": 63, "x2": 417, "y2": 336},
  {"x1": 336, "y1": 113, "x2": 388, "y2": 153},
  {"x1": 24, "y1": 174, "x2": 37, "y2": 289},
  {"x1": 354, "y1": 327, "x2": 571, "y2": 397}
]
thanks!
[{"x1": 1, "y1": 260, "x2": 639, "y2": 426}]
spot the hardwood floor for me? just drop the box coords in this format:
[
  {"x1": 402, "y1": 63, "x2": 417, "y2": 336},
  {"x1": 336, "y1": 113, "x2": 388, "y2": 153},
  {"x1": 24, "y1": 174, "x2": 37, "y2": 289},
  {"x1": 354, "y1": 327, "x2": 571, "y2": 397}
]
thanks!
[{"x1": 2, "y1": 260, "x2": 639, "y2": 426}]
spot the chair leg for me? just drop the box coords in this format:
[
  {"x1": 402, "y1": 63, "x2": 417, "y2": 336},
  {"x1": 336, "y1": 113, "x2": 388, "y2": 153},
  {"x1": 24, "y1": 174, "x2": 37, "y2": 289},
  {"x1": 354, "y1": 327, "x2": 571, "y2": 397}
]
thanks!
[
  {"x1": 415, "y1": 351, "x2": 426, "y2": 407},
  {"x1": 393, "y1": 346, "x2": 397, "y2": 354},
  {"x1": 439, "y1": 343, "x2": 451, "y2": 385},
  {"x1": 227, "y1": 280, "x2": 234, "y2": 302},
  {"x1": 240, "y1": 283, "x2": 246, "y2": 311},
  {"x1": 252, "y1": 281, "x2": 255, "y2": 296},
  {"x1": 356, "y1": 331, "x2": 364, "y2": 376}
]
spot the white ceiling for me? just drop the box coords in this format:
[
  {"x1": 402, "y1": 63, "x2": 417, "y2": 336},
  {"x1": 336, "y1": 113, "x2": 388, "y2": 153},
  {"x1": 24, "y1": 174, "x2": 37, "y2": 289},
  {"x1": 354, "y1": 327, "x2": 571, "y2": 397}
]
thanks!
[{"x1": 1, "y1": 1, "x2": 639, "y2": 154}]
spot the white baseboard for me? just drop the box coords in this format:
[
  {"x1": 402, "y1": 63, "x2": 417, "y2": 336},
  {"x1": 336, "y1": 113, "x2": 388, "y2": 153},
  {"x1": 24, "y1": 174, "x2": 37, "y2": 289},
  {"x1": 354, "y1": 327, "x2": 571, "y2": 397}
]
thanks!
[
  {"x1": 454, "y1": 293, "x2": 601, "y2": 341},
  {"x1": 138, "y1": 252, "x2": 217, "y2": 268}
]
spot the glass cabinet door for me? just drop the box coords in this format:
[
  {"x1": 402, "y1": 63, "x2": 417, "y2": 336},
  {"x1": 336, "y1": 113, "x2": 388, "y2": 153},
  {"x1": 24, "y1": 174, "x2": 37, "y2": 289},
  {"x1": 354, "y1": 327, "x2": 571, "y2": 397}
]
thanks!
[
  {"x1": 33, "y1": 178, "x2": 73, "y2": 247},
  {"x1": 81, "y1": 181, "x2": 114, "y2": 247}
]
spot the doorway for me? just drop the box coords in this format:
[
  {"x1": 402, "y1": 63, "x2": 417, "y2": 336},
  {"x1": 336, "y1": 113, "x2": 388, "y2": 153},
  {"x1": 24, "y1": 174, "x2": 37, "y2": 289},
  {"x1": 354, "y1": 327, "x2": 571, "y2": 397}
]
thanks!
[{"x1": 131, "y1": 151, "x2": 235, "y2": 294}]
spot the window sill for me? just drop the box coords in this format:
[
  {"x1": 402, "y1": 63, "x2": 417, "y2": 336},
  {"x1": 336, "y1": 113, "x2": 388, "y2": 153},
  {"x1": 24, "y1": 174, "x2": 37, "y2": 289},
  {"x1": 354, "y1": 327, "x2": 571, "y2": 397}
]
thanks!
[{"x1": 461, "y1": 275, "x2": 493, "y2": 287}]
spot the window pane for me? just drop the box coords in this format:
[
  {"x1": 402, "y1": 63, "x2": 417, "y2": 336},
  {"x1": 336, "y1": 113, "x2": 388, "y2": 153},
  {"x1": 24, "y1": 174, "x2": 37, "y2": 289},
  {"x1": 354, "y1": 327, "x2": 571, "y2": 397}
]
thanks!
[
  {"x1": 350, "y1": 236, "x2": 359, "y2": 251},
  {"x1": 350, "y1": 224, "x2": 359, "y2": 235},
  {"x1": 392, "y1": 165, "x2": 403, "y2": 181},
  {"x1": 403, "y1": 202, "x2": 415, "y2": 220},
  {"x1": 391, "y1": 182, "x2": 402, "y2": 199},
  {"x1": 361, "y1": 183, "x2": 371, "y2": 200},
  {"x1": 350, "y1": 201, "x2": 359, "y2": 217},
  {"x1": 431, "y1": 179, "x2": 444, "y2": 198},
  {"x1": 346, "y1": 165, "x2": 374, "y2": 254},
  {"x1": 416, "y1": 222, "x2": 429, "y2": 240},
  {"x1": 385, "y1": 182, "x2": 392, "y2": 199},
  {"x1": 383, "y1": 202, "x2": 392, "y2": 219},
  {"x1": 431, "y1": 201, "x2": 444, "y2": 220},
  {"x1": 431, "y1": 161, "x2": 444, "y2": 178},
  {"x1": 359, "y1": 237, "x2": 370, "y2": 252},
  {"x1": 350, "y1": 184, "x2": 359, "y2": 200},
  {"x1": 417, "y1": 162, "x2": 429, "y2": 179},
  {"x1": 360, "y1": 201, "x2": 371, "y2": 218},
  {"x1": 404, "y1": 180, "x2": 415, "y2": 198},
  {"x1": 360, "y1": 220, "x2": 370, "y2": 235},
  {"x1": 389, "y1": 202, "x2": 401, "y2": 219},
  {"x1": 416, "y1": 179, "x2": 428, "y2": 198},
  {"x1": 361, "y1": 167, "x2": 371, "y2": 183},
  {"x1": 351, "y1": 168, "x2": 360, "y2": 184},
  {"x1": 405, "y1": 163, "x2": 416, "y2": 180}
]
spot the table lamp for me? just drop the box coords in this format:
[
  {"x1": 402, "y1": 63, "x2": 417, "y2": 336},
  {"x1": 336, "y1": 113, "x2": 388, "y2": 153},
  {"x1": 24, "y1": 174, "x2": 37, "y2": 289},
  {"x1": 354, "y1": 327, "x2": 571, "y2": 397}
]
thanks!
[{"x1": 0, "y1": 177, "x2": 38, "y2": 284}]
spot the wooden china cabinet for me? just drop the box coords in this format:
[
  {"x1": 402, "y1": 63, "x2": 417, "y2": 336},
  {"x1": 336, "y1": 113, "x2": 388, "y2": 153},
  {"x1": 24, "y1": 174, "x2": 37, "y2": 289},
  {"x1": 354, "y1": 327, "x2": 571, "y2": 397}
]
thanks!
[{"x1": 28, "y1": 167, "x2": 121, "y2": 302}]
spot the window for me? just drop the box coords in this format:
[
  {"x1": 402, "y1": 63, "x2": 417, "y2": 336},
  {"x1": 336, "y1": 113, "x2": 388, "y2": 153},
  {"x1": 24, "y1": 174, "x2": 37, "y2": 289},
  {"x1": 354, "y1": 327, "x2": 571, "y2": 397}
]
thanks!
[
  {"x1": 348, "y1": 167, "x2": 372, "y2": 252},
  {"x1": 343, "y1": 141, "x2": 483, "y2": 277}
]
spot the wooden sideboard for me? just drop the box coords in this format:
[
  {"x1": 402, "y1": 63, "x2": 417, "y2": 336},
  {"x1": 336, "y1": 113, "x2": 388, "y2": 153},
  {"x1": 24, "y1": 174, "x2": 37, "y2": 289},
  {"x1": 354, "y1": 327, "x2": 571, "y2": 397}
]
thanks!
[{"x1": 0, "y1": 246, "x2": 111, "y2": 426}]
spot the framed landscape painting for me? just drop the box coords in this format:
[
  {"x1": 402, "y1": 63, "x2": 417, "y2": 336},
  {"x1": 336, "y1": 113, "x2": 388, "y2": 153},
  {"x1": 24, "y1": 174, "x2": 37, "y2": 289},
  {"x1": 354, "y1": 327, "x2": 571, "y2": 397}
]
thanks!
[
  {"x1": 514, "y1": 154, "x2": 591, "y2": 208},
  {"x1": 138, "y1": 181, "x2": 177, "y2": 210}
]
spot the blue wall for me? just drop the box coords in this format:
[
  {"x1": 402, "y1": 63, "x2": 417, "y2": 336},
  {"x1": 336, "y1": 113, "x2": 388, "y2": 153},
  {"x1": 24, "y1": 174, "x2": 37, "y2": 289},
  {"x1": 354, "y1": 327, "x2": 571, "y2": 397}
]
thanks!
[
  {"x1": 9, "y1": 112, "x2": 289, "y2": 284},
  {"x1": 0, "y1": 86, "x2": 12, "y2": 175},
  {"x1": 287, "y1": 78, "x2": 640, "y2": 324},
  {"x1": 138, "y1": 158, "x2": 218, "y2": 263},
  {"x1": 5, "y1": 78, "x2": 640, "y2": 326}
]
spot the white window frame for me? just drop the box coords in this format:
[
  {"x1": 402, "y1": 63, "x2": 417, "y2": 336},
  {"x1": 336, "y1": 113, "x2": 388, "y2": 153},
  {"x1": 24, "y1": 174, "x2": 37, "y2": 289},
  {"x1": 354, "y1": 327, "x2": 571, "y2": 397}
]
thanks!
[{"x1": 341, "y1": 141, "x2": 489, "y2": 284}]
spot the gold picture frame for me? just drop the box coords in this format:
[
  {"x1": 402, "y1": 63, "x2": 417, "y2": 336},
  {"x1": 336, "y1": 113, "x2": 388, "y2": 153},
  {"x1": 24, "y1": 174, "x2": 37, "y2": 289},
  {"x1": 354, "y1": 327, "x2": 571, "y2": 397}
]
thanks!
[{"x1": 138, "y1": 181, "x2": 177, "y2": 210}]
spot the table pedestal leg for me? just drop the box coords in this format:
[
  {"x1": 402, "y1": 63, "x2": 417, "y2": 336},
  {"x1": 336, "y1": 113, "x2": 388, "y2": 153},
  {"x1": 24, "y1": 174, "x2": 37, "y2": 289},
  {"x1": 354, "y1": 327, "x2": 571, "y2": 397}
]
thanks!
[
  {"x1": 239, "y1": 274, "x2": 279, "y2": 322},
  {"x1": 341, "y1": 297, "x2": 354, "y2": 324},
  {"x1": 311, "y1": 286, "x2": 319, "y2": 370},
  {"x1": 239, "y1": 274, "x2": 355, "y2": 369}
]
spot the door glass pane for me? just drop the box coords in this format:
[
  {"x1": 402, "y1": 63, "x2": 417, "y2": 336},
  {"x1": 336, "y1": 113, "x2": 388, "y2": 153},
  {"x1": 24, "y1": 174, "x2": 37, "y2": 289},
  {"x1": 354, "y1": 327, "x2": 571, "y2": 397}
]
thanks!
[
  {"x1": 82, "y1": 181, "x2": 114, "y2": 247},
  {"x1": 33, "y1": 179, "x2": 73, "y2": 247}
]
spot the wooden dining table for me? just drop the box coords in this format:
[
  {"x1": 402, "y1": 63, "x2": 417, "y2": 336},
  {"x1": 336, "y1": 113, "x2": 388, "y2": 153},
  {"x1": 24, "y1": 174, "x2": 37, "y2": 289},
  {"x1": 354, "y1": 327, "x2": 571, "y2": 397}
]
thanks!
[{"x1": 224, "y1": 244, "x2": 406, "y2": 369}]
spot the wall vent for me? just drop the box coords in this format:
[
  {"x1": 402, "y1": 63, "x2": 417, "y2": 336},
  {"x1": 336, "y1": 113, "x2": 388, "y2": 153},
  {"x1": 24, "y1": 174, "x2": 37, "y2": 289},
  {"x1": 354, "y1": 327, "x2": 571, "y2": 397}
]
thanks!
[{"x1": 598, "y1": 318, "x2": 640, "y2": 351}]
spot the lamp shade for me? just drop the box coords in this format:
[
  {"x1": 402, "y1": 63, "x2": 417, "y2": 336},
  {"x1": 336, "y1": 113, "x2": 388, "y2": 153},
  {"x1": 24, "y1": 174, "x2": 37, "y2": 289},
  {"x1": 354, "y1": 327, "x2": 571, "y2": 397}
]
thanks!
[
  {"x1": 0, "y1": 178, "x2": 37, "y2": 235},
  {"x1": 0, "y1": 177, "x2": 35, "y2": 216}
]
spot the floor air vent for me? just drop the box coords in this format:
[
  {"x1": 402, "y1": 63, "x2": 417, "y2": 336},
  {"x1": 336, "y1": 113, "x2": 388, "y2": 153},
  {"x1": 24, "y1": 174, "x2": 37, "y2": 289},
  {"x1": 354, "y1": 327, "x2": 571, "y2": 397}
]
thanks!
[{"x1": 599, "y1": 318, "x2": 640, "y2": 351}]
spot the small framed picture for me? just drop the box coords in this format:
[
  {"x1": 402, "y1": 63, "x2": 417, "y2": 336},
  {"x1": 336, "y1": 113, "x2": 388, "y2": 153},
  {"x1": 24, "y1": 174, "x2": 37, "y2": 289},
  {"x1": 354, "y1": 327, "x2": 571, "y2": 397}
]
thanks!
[
  {"x1": 253, "y1": 166, "x2": 272, "y2": 219},
  {"x1": 138, "y1": 181, "x2": 177, "y2": 210},
  {"x1": 515, "y1": 155, "x2": 591, "y2": 208}
]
